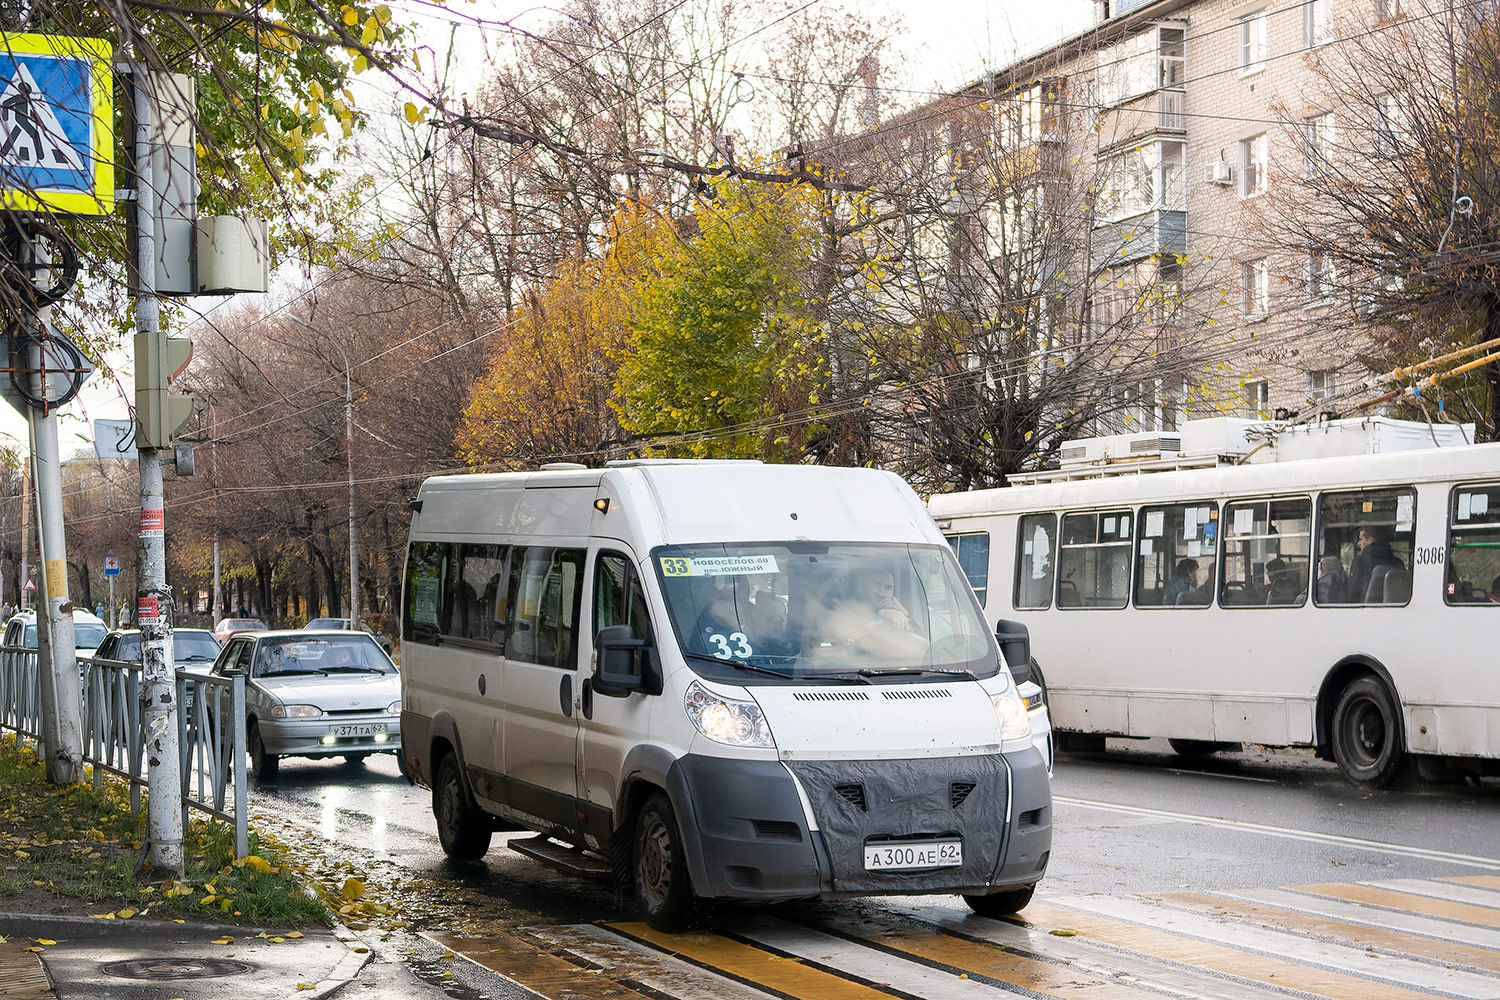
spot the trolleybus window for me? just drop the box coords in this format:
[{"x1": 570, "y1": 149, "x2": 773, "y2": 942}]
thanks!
[
  {"x1": 1446, "y1": 483, "x2": 1500, "y2": 605},
  {"x1": 1014, "y1": 515, "x2": 1056, "y2": 610},
  {"x1": 946, "y1": 532, "x2": 991, "y2": 606},
  {"x1": 1314, "y1": 488, "x2": 1415, "y2": 606},
  {"x1": 1057, "y1": 510, "x2": 1132, "y2": 609},
  {"x1": 1220, "y1": 497, "x2": 1311, "y2": 607},
  {"x1": 1134, "y1": 501, "x2": 1217, "y2": 608}
]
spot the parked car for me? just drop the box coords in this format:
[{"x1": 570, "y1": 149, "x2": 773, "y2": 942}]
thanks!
[
  {"x1": 211, "y1": 618, "x2": 268, "y2": 643},
  {"x1": 94, "y1": 628, "x2": 223, "y2": 708},
  {"x1": 3, "y1": 609, "x2": 109, "y2": 658},
  {"x1": 206, "y1": 629, "x2": 401, "y2": 780},
  {"x1": 304, "y1": 617, "x2": 394, "y2": 654}
]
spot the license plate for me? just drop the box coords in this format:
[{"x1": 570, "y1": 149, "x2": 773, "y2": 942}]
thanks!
[
  {"x1": 330, "y1": 723, "x2": 385, "y2": 737},
  {"x1": 863, "y1": 840, "x2": 962, "y2": 870}
]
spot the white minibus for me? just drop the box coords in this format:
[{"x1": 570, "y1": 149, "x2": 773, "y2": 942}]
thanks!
[
  {"x1": 930, "y1": 442, "x2": 1500, "y2": 788},
  {"x1": 400, "y1": 460, "x2": 1050, "y2": 929}
]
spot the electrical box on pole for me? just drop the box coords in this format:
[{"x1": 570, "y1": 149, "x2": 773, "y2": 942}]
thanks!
[
  {"x1": 126, "y1": 72, "x2": 197, "y2": 296},
  {"x1": 134, "y1": 331, "x2": 193, "y2": 448}
]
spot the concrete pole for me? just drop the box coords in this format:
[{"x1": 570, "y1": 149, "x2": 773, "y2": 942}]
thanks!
[
  {"x1": 28, "y1": 309, "x2": 82, "y2": 785},
  {"x1": 212, "y1": 408, "x2": 221, "y2": 624},
  {"x1": 133, "y1": 70, "x2": 183, "y2": 876},
  {"x1": 18, "y1": 457, "x2": 29, "y2": 608},
  {"x1": 345, "y1": 366, "x2": 358, "y2": 631}
]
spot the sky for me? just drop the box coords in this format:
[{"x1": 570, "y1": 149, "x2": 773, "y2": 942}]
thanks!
[{"x1": 0, "y1": 0, "x2": 1095, "y2": 457}]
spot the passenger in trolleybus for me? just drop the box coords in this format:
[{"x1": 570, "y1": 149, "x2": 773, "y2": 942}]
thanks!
[
  {"x1": 1347, "y1": 526, "x2": 1404, "y2": 603},
  {"x1": 1163, "y1": 559, "x2": 1199, "y2": 604}
]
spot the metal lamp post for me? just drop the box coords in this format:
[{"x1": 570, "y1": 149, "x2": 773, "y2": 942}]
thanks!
[{"x1": 288, "y1": 316, "x2": 358, "y2": 629}]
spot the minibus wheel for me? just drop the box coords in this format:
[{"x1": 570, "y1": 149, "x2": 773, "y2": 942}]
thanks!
[
  {"x1": 248, "y1": 721, "x2": 278, "y2": 781},
  {"x1": 1331, "y1": 676, "x2": 1404, "y2": 788},
  {"x1": 634, "y1": 792, "x2": 696, "y2": 931},
  {"x1": 434, "y1": 753, "x2": 492, "y2": 861},
  {"x1": 963, "y1": 884, "x2": 1035, "y2": 917}
]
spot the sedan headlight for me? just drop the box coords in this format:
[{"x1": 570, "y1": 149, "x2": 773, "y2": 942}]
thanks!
[
  {"x1": 684, "y1": 681, "x2": 774, "y2": 748},
  {"x1": 271, "y1": 704, "x2": 323, "y2": 719},
  {"x1": 992, "y1": 688, "x2": 1032, "y2": 742},
  {"x1": 387, "y1": 700, "x2": 402, "y2": 715}
]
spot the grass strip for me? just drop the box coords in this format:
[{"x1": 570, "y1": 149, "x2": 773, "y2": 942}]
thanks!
[{"x1": 0, "y1": 733, "x2": 329, "y2": 927}]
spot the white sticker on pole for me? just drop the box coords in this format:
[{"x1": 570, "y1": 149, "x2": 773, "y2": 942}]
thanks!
[{"x1": 139, "y1": 508, "x2": 164, "y2": 537}]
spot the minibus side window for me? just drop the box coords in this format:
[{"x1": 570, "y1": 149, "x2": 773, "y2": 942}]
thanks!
[
  {"x1": 1314, "y1": 488, "x2": 1416, "y2": 605},
  {"x1": 944, "y1": 532, "x2": 990, "y2": 607},
  {"x1": 448, "y1": 544, "x2": 510, "y2": 647},
  {"x1": 1013, "y1": 515, "x2": 1055, "y2": 610},
  {"x1": 1220, "y1": 497, "x2": 1311, "y2": 607},
  {"x1": 1446, "y1": 483, "x2": 1500, "y2": 605},
  {"x1": 1057, "y1": 511, "x2": 1132, "y2": 609},
  {"x1": 507, "y1": 547, "x2": 585, "y2": 668},
  {"x1": 1134, "y1": 501, "x2": 1218, "y2": 608},
  {"x1": 404, "y1": 541, "x2": 448, "y2": 645},
  {"x1": 594, "y1": 552, "x2": 654, "y2": 642}
]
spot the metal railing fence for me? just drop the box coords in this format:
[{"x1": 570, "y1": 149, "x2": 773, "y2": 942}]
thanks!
[{"x1": 0, "y1": 645, "x2": 248, "y2": 858}]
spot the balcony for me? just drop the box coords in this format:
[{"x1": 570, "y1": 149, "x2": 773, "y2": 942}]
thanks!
[{"x1": 1090, "y1": 209, "x2": 1186, "y2": 270}]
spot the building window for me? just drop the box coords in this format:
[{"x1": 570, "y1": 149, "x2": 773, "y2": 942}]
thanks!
[
  {"x1": 1243, "y1": 379, "x2": 1270, "y2": 419},
  {"x1": 1238, "y1": 10, "x2": 1267, "y2": 74},
  {"x1": 1374, "y1": 0, "x2": 1402, "y2": 21},
  {"x1": 1240, "y1": 259, "x2": 1270, "y2": 318},
  {"x1": 1240, "y1": 133, "x2": 1268, "y2": 198},
  {"x1": 1375, "y1": 94, "x2": 1405, "y2": 155},
  {"x1": 1307, "y1": 369, "x2": 1334, "y2": 406},
  {"x1": 1160, "y1": 26, "x2": 1185, "y2": 87},
  {"x1": 1096, "y1": 139, "x2": 1186, "y2": 221},
  {"x1": 1096, "y1": 380, "x2": 1160, "y2": 434},
  {"x1": 1304, "y1": 0, "x2": 1333, "y2": 47},
  {"x1": 1304, "y1": 112, "x2": 1336, "y2": 176},
  {"x1": 1305, "y1": 251, "x2": 1337, "y2": 304}
]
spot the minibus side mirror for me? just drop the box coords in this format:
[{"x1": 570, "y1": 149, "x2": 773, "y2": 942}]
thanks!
[
  {"x1": 593, "y1": 624, "x2": 663, "y2": 698},
  {"x1": 994, "y1": 619, "x2": 1032, "y2": 685}
]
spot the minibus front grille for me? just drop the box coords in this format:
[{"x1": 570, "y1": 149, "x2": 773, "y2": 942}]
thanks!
[
  {"x1": 949, "y1": 781, "x2": 976, "y2": 808},
  {"x1": 834, "y1": 784, "x2": 867, "y2": 811},
  {"x1": 793, "y1": 690, "x2": 870, "y2": 701},
  {"x1": 879, "y1": 688, "x2": 953, "y2": 700}
]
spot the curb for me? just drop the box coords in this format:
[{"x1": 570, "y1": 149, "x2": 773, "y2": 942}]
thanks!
[
  {"x1": 309, "y1": 926, "x2": 373, "y2": 1000},
  {"x1": 0, "y1": 911, "x2": 304, "y2": 941}
]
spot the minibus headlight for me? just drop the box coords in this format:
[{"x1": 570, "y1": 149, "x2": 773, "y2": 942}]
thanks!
[
  {"x1": 684, "y1": 682, "x2": 774, "y2": 748},
  {"x1": 991, "y1": 688, "x2": 1032, "y2": 742},
  {"x1": 271, "y1": 704, "x2": 322, "y2": 719}
]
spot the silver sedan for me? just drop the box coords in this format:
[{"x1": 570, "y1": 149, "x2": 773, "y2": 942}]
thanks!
[{"x1": 208, "y1": 630, "x2": 401, "y2": 780}]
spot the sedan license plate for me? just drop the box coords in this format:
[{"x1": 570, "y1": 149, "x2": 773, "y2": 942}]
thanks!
[
  {"x1": 330, "y1": 723, "x2": 386, "y2": 738},
  {"x1": 864, "y1": 840, "x2": 962, "y2": 870}
]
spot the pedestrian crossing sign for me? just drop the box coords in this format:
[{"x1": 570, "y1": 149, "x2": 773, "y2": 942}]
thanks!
[{"x1": 0, "y1": 32, "x2": 113, "y2": 215}]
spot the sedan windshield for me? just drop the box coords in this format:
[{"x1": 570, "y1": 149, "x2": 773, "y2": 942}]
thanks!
[
  {"x1": 75, "y1": 624, "x2": 108, "y2": 649},
  {"x1": 175, "y1": 632, "x2": 221, "y2": 661},
  {"x1": 652, "y1": 542, "x2": 997, "y2": 683},
  {"x1": 252, "y1": 635, "x2": 394, "y2": 678}
]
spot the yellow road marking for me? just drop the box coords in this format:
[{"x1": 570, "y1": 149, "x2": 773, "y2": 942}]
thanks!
[
  {"x1": 610, "y1": 922, "x2": 898, "y2": 1000},
  {"x1": 1017, "y1": 900, "x2": 1443, "y2": 1000},
  {"x1": 828, "y1": 919, "x2": 1188, "y2": 1000},
  {"x1": 1291, "y1": 884, "x2": 1500, "y2": 928},
  {"x1": 1444, "y1": 875, "x2": 1500, "y2": 893},
  {"x1": 1157, "y1": 890, "x2": 1500, "y2": 974},
  {"x1": 427, "y1": 930, "x2": 656, "y2": 1000}
]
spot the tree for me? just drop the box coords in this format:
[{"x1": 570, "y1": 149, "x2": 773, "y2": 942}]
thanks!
[{"x1": 1264, "y1": 0, "x2": 1500, "y2": 439}]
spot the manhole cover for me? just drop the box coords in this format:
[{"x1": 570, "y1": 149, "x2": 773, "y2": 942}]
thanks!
[{"x1": 100, "y1": 958, "x2": 255, "y2": 980}]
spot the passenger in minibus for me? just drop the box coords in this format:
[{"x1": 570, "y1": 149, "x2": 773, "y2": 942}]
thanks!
[
  {"x1": 1264, "y1": 557, "x2": 1306, "y2": 605},
  {"x1": 1316, "y1": 556, "x2": 1348, "y2": 603}
]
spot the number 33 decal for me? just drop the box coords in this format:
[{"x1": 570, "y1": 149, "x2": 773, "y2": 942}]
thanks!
[{"x1": 709, "y1": 632, "x2": 754, "y2": 659}]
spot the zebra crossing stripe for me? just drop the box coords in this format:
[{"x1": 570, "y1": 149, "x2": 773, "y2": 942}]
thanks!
[
  {"x1": 1226, "y1": 888, "x2": 1500, "y2": 952},
  {"x1": 424, "y1": 929, "x2": 658, "y2": 1000},
  {"x1": 1445, "y1": 876, "x2": 1500, "y2": 892},
  {"x1": 1013, "y1": 899, "x2": 1447, "y2": 1000},
  {"x1": 1291, "y1": 884, "x2": 1500, "y2": 929},
  {"x1": 528, "y1": 924, "x2": 780, "y2": 1000},
  {"x1": 1357, "y1": 879, "x2": 1500, "y2": 910},
  {"x1": 1156, "y1": 890, "x2": 1500, "y2": 976},
  {"x1": 609, "y1": 922, "x2": 904, "y2": 1000}
]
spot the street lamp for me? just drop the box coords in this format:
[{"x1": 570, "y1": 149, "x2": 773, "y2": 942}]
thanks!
[{"x1": 287, "y1": 315, "x2": 359, "y2": 630}]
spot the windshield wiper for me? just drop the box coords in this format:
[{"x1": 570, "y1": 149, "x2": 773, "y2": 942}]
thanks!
[
  {"x1": 180, "y1": 654, "x2": 215, "y2": 661},
  {"x1": 857, "y1": 667, "x2": 980, "y2": 681},
  {"x1": 320, "y1": 666, "x2": 386, "y2": 674},
  {"x1": 260, "y1": 668, "x2": 323, "y2": 677},
  {"x1": 681, "y1": 650, "x2": 795, "y2": 678}
]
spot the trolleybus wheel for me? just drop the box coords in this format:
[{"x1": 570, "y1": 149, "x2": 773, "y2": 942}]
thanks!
[{"x1": 1331, "y1": 676, "x2": 1404, "y2": 788}]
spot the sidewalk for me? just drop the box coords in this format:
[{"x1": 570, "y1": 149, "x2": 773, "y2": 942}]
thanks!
[{"x1": 0, "y1": 912, "x2": 461, "y2": 999}]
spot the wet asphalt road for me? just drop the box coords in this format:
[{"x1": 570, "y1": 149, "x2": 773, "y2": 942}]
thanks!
[{"x1": 246, "y1": 740, "x2": 1500, "y2": 936}]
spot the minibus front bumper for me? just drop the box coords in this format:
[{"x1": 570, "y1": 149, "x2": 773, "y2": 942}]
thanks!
[{"x1": 666, "y1": 747, "x2": 1050, "y2": 901}]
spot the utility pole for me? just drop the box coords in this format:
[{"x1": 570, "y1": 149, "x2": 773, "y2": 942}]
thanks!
[
  {"x1": 131, "y1": 69, "x2": 185, "y2": 876},
  {"x1": 25, "y1": 237, "x2": 83, "y2": 784}
]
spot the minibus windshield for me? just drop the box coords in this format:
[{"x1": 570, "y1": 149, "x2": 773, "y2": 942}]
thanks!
[{"x1": 652, "y1": 542, "x2": 998, "y2": 683}]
